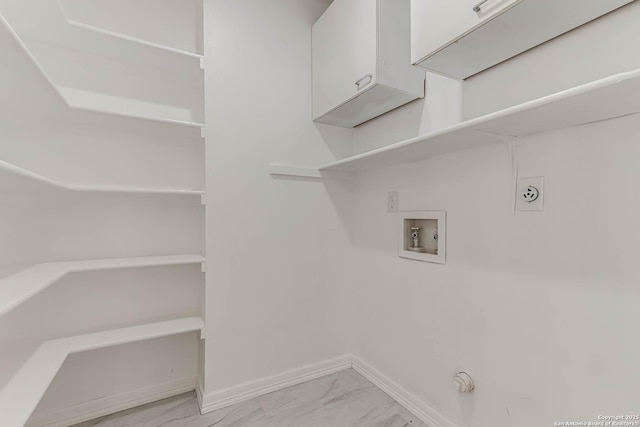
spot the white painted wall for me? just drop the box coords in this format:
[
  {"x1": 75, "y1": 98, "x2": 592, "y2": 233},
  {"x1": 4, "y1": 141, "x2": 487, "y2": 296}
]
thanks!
[
  {"x1": 0, "y1": 118, "x2": 203, "y2": 192},
  {"x1": 203, "y1": 0, "x2": 353, "y2": 394},
  {"x1": 349, "y1": 3, "x2": 640, "y2": 426},
  {"x1": 0, "y1": 196, "x2": 203, "y2": 275},
  {"x1": 0, "y1": 266, "x2": 202, "y2": 343}
]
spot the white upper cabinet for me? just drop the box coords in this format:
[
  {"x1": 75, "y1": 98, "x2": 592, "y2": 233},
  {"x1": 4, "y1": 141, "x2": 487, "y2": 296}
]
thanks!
[
  {"x1": 313, "y1": 0, "x2": 425, "y2": 128},
  {"x1": 412, "y1": 0, "x2": 635, "y2": 79}
]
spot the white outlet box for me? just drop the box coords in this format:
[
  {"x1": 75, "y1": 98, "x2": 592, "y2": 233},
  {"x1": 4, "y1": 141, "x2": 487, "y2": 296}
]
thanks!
[
  {"x1": 387, "y1": 191, "x2": 399, "y2": 213},
  {"x1": 518, "y1": 177, "x2": 544, "y2": 212}
]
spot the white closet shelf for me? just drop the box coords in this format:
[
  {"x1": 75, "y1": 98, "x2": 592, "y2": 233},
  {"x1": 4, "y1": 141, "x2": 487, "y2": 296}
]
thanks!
[
  {"x1": 0, "y1": 254, "x2": 205, "y2": 318},
  {"x1": 56, "y1": 86, "x2": 205, "y2": 128},
  {"x1": 0, "y1": 317, "x2": 204, "y2": 427},
  {"x1": 2, "y1": 0, "x2": 203, "y2": 76},
  {"x1": 0, "y1": 160, "x2": 205, "y2": 196},
  {"x1": 0, "y1": 14, "x2": 204, "y2": 132},
  {"x1": 66, "y1": 18, "x2": 204, "y2": 68},
  {"x1": 313, "y1": 68, "x2": 640, "y2": 173}
]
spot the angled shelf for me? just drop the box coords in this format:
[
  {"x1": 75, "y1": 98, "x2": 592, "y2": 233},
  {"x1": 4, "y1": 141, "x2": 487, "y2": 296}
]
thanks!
[
  {"x1": 64, "y1": 16, "x2": 204, "y2": 74},
  {"x1": 55, "y1": 86, "x2": 204, "y2": 129},
  {"x1": 2, "y1": 0, "x2": 203, "y2": 75},
  {"x1": 0, "y1": 11, "x2": 204, "y2": 131},
  {"x1": 317, "y1": 68, "x2": 640, "y2": 173},
  {"x1": 0, "y1": 254, "x2": 205, "y2": 318},
  {"x1": 0, "y1": 317, "x2": 204, "y2": 427},
  {"x1": 0, "y1": 160, "x2": 205, "y2": 196},
  {"x1": 268, "y1": 164, "x2": 324, "y2": 179}
]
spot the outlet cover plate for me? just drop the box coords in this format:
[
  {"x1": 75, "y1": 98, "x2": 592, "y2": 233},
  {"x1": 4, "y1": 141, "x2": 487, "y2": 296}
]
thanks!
[
  {"x1": 518, "y1": 177, "x2": 544, "y2": 212},
  {"x1": 387, "y1": 191, "x2": 399, "y2": 213}
]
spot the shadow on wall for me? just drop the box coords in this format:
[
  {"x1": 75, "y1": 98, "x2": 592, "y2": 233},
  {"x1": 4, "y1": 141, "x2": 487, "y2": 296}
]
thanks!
[
  {"x1": 269, "y1": 172, "x2": 356, "y2": 243},
  {"x1": 311, "y1": 73, "x2": 463, "y2": 161},
  {"x1": 353, "y1": 72, "x2": 463, "y2": 155},
  {"x1": 315, "y1": 122, "x2": 354, "y2": 160}
]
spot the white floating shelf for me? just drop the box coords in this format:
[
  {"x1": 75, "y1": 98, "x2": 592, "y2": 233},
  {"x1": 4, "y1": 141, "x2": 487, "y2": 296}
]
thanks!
[
  {"x1": 0, "y1": 255, "x2": 205, "y2": 318},
  {"x1": 0, "y1": 317, "x2": 204, "y2": 427},
  {"x1": 268, "y1": 164, "x2": 323, "y2": 179},
  {"x1": 0, "y1": 12, "x2": 204, "y2": 132},
  {"x1": 319, "y1": 68, "x2": 640, "y2": 173},
  {"x1": 0, "y1": 160, "x2": 205, "y2": 196},
  {"x1": 266, "y1": 164, "x2": 359, "y2": 180}
]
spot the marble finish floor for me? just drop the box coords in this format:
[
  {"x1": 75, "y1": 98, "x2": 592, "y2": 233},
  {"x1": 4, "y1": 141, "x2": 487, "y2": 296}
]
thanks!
[{"x1": 73, "y1": 369, "x2": 428, "y2": 427}]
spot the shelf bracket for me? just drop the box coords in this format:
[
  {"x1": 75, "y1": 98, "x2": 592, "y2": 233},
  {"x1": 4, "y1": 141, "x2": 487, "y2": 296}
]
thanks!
[
  {"x1": 200, "y1": 262, "x2": 206, "y2": 273},
  {"x1": 200, "y1": 328, "x2": 206, "y2": 340},
  {"x1": 200, "y1": 194, "x2": 206, "y2": 206},
  {"x1": 506, "y1": 137, "x2": 519, "y2": 216},
  {"x1": 473, "y1": 131, "x2": 520, "y2": 215},
  {"x1": 199, "y1": 58, "x2": 205, "y2": 70}
]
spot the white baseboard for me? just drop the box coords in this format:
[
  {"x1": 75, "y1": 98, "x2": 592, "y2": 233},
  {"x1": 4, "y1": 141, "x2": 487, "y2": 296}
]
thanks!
[
  {"x1": 26, "y1": 355, "x2": 454, "y2": 427},
  {"x1": 350, "y1": 355, "x2": 455, "y2": 427},
  {"x1": 199, "y1": 355, "x2": 352, "y2": 413},
  {"x1": 26, "y1": 377, "x2": 196, "y2": 427},
  {"x1": 199, "y1": 354, "x2": 455, "y2": 427},
  {"x1": 195, "y1": 380, "x2": 205, "y2": 414}
]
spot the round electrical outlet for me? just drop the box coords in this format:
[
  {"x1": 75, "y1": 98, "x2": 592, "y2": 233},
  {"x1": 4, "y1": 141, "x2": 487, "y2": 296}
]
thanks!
[{"x1": 521, "y1": 185, "x2": 539, "y2": 203}]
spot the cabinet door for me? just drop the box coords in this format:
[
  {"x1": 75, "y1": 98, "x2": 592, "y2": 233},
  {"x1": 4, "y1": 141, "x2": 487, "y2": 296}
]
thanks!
[
  {"x1": 312, "y1": 0, "x2": 377, "y2": 119},
  {"x1": 411, "y1": 0, "x2": 523, "y2": 64}
]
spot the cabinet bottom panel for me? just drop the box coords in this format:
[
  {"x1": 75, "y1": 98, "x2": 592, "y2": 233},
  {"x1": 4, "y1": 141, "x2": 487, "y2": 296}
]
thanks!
[{"x1": 314, "y1": 84, "x2": 422, "y2": 128}]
